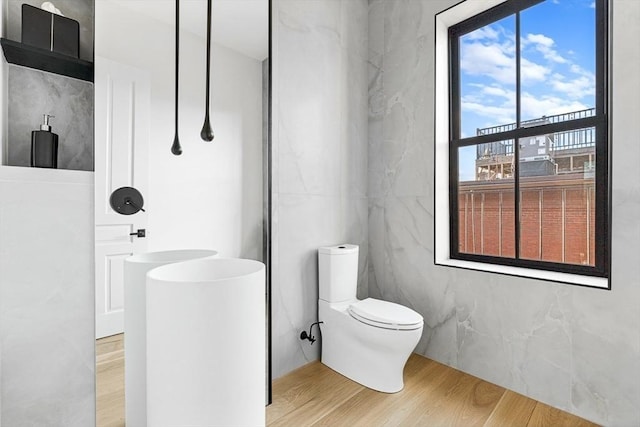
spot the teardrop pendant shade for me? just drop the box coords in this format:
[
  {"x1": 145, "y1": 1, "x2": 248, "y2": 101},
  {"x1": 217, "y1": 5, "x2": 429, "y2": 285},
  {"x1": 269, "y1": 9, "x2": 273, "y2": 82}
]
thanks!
[
  {"x1": 171, "y1": 134, "x2": 182, "y2": 155},
  {"x1": 201, "y1": 116, "x2": 214, "y2": 141}
]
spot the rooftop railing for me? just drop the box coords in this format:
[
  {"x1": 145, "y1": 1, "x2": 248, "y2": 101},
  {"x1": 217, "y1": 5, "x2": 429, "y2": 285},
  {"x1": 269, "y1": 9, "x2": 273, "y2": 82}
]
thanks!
[{"x1": 476, "y1": 108, "x2": 596, "y2": 159}]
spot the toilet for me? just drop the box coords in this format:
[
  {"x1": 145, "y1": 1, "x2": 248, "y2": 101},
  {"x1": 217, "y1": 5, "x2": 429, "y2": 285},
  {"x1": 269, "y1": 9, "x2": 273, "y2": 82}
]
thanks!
[{"x1": 318, "y1": 244, "x2": 424, "y2": 393}]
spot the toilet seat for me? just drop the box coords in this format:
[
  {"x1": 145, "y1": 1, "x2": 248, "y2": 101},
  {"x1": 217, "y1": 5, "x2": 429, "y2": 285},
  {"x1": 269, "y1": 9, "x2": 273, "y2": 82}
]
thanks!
[{"x1": 348, "y1": 298, "x2": 423, "y2": 331}]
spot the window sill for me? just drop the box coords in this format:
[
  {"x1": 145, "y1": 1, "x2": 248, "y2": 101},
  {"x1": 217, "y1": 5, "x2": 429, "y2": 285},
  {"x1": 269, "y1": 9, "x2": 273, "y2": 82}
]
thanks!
[{"x1": 435, "y1": 258, "x2": 609, "y2": 289}]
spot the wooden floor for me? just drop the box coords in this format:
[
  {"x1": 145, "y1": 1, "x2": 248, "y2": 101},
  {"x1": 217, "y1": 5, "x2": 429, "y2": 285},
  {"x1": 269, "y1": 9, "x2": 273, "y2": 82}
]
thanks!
[
  {"x1": 97, "y1": 334, "x2": 597, "y2": 426},
  {"x1": 96, "y1": 334, "x2": 125, "y2": 427}
]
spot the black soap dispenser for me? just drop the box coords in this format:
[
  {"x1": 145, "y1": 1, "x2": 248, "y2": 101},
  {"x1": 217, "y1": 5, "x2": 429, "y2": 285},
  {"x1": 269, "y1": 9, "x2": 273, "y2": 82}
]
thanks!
[{"x1": 31, "y1": 114, "x2": 59, "y2": 168}]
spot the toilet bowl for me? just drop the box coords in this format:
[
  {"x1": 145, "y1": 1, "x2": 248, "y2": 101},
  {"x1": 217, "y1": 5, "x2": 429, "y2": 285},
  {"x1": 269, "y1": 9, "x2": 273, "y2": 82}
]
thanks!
[{"x1": 318, "y1": 244, "x2": 423, "y2": 393}]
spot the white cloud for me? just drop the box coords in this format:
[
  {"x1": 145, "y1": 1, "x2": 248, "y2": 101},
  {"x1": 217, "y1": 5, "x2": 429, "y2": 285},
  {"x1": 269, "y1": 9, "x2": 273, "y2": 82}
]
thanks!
[
  {"x1": 461, "y1": 42, "x2": 515, "y2": 85},
  {"x1": 521, "y1": 92, "x2": 589, "y2": 119},
  {"x1": 482, "y1": 85, "x2": 515, "y2": 101},
  {"x1": 570, "y1": 63, "x2": 594, "y2": 78},
  {"x1": 524, "y1": 33, "x2": 568, "y2": 64},
  {"x1": 526, "y1": 33, "x2": 554, "y2": 47},
  {"x1": 462, "y1": 83, "x2": 590, "y2": 131},
  {"x1": 546, "y1": 64, "x2": 595, "y2": 100},
  {"x1": 461, "y1": 30, "x2": 553, "y2": 86},
  {"x1": 550, "y1": 75, "x2": 593, "y2": 99},
  {"x1": 521, "y1": 58, "x2": 551, "y2": 81},
  {"x1": 461, "y1": 101, "x2": 515, "y2": 128}
]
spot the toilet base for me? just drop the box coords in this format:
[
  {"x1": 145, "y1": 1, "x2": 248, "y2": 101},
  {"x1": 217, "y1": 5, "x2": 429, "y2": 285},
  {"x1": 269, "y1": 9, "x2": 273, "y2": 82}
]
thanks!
[
  {"x1": 322, "y1": 351, "x2": 405, "y2": 393},
  {"x1": 319, "y1": 300, "x2": 422, "y2": 393}
]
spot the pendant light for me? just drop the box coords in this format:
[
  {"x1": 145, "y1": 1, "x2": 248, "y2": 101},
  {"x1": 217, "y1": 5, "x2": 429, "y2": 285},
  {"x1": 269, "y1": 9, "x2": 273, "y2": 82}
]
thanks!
[
  {"x1": 171, "y1": 0, "x2": 183, "y2": 155},
  {"x1": 200, "y1": 0, "x2": 214, "y2": 141}
]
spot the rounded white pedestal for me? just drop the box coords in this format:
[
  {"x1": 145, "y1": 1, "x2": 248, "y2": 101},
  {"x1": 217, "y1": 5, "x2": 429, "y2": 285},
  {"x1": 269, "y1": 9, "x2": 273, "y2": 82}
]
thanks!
[
  {"x1": 123, "y1": 249, "x2": 218, "y2": 427},
  {"x1": 146, "y1": 257, "x2": 266, "y2": 427}
]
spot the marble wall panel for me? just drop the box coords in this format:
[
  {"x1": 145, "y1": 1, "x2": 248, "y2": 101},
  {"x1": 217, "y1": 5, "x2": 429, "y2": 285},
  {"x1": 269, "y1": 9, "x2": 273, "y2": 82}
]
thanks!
[
  {"x1": 367, "y1": 70, "x2": 386, "y2": 198},
  {"x1": 340, "y1": 0, "x2": 368, "y2": 61},
  {"x1": 272, "y1": 0, "x2": 369, "y2": 378},
  {"x1": 277, "y1": 0, "x2": 342, "y2": 197},
  {"x1": 374, "y1": 25, "x2": 432, "y2": 198},
  {"x1": 367, "y1": 0, "x2": 385, "y2": 200},
  {"x1": 342, "y1": 196, "x2": 369, "y2": 299},
  {"x1": 341, "y1": 51, "x2": 369, "y2": 198},
  {"x1": 7, "y1": 66, "x2": 94, "y2": 171},
  {"x1": 367, "y1": 197, "x2": 384, "y2": 299},
  {"x1": 566, "y1": 3, "x2": 640, "y2": 423},
  {"x1": 272, "y1": 194, "x2": 337, "y2": 377},
  {"x1": 456, "y1": 277, "x2": 573, "y2": 408},
  {"x1": 383, "y1": 196, "x2": 459, "y2": 366},
  {"x1": 368, "y1": 0, "x2": 384, "y2": 60}
]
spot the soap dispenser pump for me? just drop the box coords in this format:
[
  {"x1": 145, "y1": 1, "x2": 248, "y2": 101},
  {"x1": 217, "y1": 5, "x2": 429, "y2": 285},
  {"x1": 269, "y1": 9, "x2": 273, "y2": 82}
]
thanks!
[{"x1": 31, "y1": 114, "x2": 59, "y2": 168}]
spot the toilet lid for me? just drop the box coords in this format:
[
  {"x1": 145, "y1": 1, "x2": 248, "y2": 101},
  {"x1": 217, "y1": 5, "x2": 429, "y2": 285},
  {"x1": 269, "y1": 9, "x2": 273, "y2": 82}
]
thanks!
[{"x1": 348, "y1": 298, "x2": 423, "y2": 331}]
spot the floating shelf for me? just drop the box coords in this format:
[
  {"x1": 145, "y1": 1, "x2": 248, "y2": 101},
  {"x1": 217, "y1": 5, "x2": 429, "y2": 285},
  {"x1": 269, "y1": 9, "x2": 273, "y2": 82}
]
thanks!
[{"x1": 1, "y1": 38, "x2": 93, "y2": 82}]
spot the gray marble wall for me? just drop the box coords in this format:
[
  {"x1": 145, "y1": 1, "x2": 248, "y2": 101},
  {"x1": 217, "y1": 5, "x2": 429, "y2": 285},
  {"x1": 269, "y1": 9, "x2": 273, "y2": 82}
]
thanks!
[
  {"x1": 271, "y1": 0, "x2": 369, "y2": 378},
  {"x1": 368, "y1": 0, "x2": 640, "y2": 425},
  {"x1": 7, "y1": 66, "x2": 94, "y2": 171}
]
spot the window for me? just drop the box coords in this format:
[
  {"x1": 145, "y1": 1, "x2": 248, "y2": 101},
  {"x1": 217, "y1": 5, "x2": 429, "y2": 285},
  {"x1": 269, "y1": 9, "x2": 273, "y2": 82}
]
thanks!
[{"x1": 447, "y1": 0, "x2": 608, "y2": 279}]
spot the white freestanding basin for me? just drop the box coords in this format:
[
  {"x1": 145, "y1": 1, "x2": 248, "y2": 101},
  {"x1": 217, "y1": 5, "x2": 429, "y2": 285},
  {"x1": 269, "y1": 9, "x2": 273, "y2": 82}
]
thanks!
[
  {"x1": 146, "y1": 257, "x2": 266, "y2": 427},
  {"x1": 123, "y1": 249, "x2": 218, "y2": 427}
]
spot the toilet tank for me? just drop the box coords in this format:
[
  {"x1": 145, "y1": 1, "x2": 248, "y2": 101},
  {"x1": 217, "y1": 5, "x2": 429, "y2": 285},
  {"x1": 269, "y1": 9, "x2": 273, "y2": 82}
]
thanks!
[{"x1": 318, "y1": 244, "x2": 358, "y2": 303}]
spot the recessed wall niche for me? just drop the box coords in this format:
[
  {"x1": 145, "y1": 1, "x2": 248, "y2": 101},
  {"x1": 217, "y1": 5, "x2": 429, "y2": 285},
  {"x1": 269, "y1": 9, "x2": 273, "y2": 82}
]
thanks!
[{"x1": 4, "y1": 0, "x2": 94, "y2": 171}]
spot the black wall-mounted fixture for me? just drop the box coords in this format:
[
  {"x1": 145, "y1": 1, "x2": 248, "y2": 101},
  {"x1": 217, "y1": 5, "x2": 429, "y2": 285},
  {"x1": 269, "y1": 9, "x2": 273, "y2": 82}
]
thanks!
[
  {"x1": 110, "y1": 187, "x2": 146, "y2": 215},
  {"x1": 300, "y1": 321, "x2": 323, "y2": 345},
  {"x1": 200, "y1": 0, "x2": 214, "y2": 142},
  {"x1": 171, "y1": 0, "x2": 182, "y2": 156}
]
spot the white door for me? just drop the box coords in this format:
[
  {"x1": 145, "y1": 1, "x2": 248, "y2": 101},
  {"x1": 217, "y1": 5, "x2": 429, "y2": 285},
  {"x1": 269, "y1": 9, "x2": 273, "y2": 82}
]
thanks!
[{"x1": 95, "y1": 56, "x2": 150, "y2": 339}]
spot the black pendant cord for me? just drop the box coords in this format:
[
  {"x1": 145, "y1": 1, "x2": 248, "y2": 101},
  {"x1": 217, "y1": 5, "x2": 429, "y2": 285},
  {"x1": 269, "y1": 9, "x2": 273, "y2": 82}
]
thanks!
[
  {"x1": 171, "y1": 0, "x2": 183, "y2": 155},
  {"x1": 200, "y1": 0, "x2": 214, "y2": 142}
]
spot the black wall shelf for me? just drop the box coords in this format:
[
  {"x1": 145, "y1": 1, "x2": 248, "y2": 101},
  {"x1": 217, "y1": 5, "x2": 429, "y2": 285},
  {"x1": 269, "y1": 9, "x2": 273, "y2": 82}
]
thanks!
[{"x1": 1, "y1": 38, "x2": 93, "y2": 82}]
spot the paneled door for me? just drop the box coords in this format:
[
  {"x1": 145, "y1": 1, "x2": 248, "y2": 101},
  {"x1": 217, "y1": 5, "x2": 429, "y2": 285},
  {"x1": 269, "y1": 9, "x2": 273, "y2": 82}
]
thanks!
[{"x1": 94, "y1": 56, "x2": 150, "y2": 339}]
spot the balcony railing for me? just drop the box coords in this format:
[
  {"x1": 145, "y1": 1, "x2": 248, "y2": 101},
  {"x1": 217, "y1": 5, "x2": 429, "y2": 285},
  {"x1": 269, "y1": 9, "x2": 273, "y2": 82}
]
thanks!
[
  {"x1": 552, "y1": 127, "x2": 596, "y2": 151},
  {"x1": 476, "y1": 108, "x2": 596, "y2": 159}
]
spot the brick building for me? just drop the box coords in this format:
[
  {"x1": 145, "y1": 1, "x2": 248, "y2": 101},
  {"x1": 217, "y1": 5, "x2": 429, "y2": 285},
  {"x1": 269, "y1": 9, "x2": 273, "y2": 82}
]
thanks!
[{"x1": 458, "y1": 109, "x2": 596, "y2": 266}]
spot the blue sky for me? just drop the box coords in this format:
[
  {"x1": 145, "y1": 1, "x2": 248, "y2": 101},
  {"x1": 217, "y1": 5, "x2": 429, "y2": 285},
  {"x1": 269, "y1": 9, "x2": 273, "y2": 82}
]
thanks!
[{"x1": 458, "y1": 0, "x2": 596, "y2": 180}]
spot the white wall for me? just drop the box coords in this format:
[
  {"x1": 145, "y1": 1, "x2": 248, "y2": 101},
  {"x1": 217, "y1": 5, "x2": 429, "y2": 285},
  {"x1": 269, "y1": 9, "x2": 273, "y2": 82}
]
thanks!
[
  {"x1": 96, "y1": 1, "x2": 264, "y2": 260},
  {"x1": 368, "y1": 0, "x2": 640, "y2": 425},
  {"x1": 271, "y1": 0, "x2": 369, "y2": 378},
  {"x1": 0, "y1": 168, "x2": 95, "y2": 426}
]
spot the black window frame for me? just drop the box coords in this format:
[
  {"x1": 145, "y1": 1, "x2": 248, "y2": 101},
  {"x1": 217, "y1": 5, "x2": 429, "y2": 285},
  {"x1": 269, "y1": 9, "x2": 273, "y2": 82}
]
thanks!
[{"x1": 448, "y1": 0, "x2": 609, "y2": 279}]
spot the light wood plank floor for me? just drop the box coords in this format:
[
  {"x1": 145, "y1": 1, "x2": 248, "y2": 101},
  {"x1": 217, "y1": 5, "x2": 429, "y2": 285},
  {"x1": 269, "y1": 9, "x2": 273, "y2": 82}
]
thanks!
[
  {"x1": 97, "y1": 334, "x2": 597, "y2": 426},
  {"x1": 97, "y1": 334, "x2": 125, "y2": 427}
]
